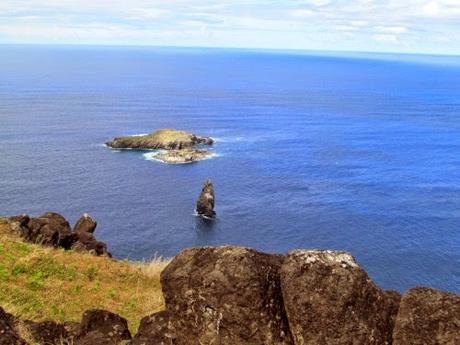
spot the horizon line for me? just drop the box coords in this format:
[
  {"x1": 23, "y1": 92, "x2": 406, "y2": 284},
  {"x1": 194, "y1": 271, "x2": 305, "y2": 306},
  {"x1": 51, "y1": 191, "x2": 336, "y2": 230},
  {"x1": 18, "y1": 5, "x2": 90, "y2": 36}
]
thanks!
[{"x1": 1, "y1": 42, "x2": 460, "y2": 59}]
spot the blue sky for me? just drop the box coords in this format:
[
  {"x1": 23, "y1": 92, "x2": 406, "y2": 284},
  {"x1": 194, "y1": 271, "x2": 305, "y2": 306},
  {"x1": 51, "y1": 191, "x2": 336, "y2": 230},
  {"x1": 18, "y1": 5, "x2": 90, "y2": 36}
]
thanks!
[{"x1": 1, "y1": 0, "x2": 460, "y2": 54}]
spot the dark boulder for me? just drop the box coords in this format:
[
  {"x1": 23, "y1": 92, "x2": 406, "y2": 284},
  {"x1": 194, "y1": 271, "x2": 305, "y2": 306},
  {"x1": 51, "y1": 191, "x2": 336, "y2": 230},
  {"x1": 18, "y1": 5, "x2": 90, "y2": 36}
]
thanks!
[
  {"x1": 129, "y1": 310, "x2": 176, "y2": 345},
  {"x1": 78, "y1": 309, "x2": 131, "y2": 343},
  {"x1": 280, "y1": 250, "x2": 401, "y2": 345},
  {"x1": 22, "y1": 212, "x2": 76, "y2": 249},
  {"x1": 74, "y1": 214, "x2": 97, "y2": 234},
  {"x1": 7, "y1": 212, "x2": 110, "y2": 257},
  {"x1": 196, "y1": 179, "x2": 216, "y2": 218},
  {"x1": 392, "y1": 287, "x2": 460, "y2": 345},
  {"x1": 71, "y1": 232, "x2": 110, "y2": 257},
  {"x1": 23, "y1": 320, "x2": 69, "y2": 345},
  {"x1": 72, "y1": 214, "x2": 110, "y2": 256},
  {"x1": 0, "y1": 307, "x2": 27, "y2": 345},
  {"x1": 7, "y1": 214, "x2": 30, "y2": 238},
  {"x1": 8, "y1": 214, "x2": 30, "y2": 227},
  {"x1": 75, "y1": 331, "x2": 114, "y2": 345},
  {"x1": 160, "y1": 246, "x2": 293, "y2": 345}
]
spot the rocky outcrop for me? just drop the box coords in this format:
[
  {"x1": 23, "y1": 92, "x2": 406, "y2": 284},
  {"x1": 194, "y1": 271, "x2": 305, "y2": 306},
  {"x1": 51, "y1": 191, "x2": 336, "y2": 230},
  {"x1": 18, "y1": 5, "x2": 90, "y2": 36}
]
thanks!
[
  {"x1": 19, "y1": 212, "x2": 76, "y2": 248},
  {"x1": 1, "y1": 245, "x2": 458, "y2": 345},
  {"x1": 7, "y1": 213, "x2": 110, "y2": 257},
  {"x1": 0, "y1": 307, "x2": 26, "y2": 345},
  {"x1": 392, "y1": 287, "x2": 460, "y2": 345},
  {"x1": 71, "y1": 214, "x2": 110, "y2": 256},
  {"x1": 153, "y1": 148, "x2": 214, "y2": 164},
  {"x1": 106, "y1": 129, "x2": 215, "y2": 164},
  {"x1": 280, "y1": 250, "x2": 401, "y2": 345},
  {"x1": 131, "y1": 246, "x2": 459, "y2": 345},
  {"x1": 74, "y1": 213, "x2": 97, "y2": 234},
  {"x1": 129, "y1": 310, "x2": 175, "y2": 345},
  {"x1": 77, "y1": 309, "x2": 131, "y2": 344},
  {"x1": 1, "y1": 308, "x2": 131, "y2": 345},
  {"x1": 23, "y1": 320, "x2": 78, "y2": 345},
  {"x1": 106, "y1": 129, "x2": 213, "y2": 150},
  {"x1": 196, "y1": 179, "x2": 216, "y2": 218},
  {"x1": 156, "y1": 246, "x2": 293, "y2": 345}
]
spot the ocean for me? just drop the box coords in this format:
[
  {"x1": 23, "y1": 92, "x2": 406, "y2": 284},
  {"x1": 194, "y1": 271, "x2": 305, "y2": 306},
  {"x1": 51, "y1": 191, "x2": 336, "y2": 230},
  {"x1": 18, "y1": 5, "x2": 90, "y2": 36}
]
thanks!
[{"x1": 1, "y1": 45, "x2": 459, "y2": 293}]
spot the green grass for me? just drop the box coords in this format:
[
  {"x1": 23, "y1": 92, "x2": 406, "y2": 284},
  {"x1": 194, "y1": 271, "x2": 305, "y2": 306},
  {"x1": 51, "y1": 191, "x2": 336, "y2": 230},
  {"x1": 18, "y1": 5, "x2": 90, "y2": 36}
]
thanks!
[{"x1": 0, "y1": 219, "x2": 168, "y2": 333}]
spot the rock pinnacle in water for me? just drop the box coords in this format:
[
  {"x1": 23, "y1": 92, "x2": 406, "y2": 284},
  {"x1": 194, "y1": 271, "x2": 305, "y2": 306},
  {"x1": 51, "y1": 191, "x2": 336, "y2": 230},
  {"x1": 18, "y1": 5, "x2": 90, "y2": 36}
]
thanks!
[{"x1": 196, "y1": 179, "x2": 216, "y2": 219}]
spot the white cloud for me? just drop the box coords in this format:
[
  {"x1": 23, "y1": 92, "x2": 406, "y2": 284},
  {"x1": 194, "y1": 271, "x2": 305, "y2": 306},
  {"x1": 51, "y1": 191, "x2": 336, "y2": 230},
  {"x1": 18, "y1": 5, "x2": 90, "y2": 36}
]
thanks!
[
  {"x1": 289, "y1": 9, "x2": 314, "y2": 18},
  {"x1": 374, "y1": 26, "x2": 408, "y2": 34},
  {"x1": 372, "y1": 34, "x2": 400, "y2": 44},
  {"x1": 0, "y1": 0, "x2": 459, "y2": 54}
]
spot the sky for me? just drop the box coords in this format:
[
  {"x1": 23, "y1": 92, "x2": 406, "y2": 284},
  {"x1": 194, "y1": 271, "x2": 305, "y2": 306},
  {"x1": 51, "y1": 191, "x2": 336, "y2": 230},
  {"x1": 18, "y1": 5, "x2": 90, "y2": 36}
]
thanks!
[{"x1": 1, "y1": 0, "x2": 460, "y2": 55}]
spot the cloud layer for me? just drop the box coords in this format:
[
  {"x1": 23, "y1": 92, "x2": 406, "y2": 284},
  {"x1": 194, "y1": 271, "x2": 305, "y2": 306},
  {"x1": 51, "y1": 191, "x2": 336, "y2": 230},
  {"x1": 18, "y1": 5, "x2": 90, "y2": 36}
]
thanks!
[{"x1": 0, "y1": 0, "x2": 459, "y2": 54}]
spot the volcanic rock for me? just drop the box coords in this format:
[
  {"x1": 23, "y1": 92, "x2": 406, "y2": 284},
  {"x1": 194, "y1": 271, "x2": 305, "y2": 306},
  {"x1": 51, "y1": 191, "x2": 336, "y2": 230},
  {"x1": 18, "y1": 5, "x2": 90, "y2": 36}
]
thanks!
[
  {"x1": 196, "y1": 179, "x2": 216, "y2": 218},
  {"x1": 106, "y1": 129, "x2": 213, "y2": 150},
  {"x1": 7, "y1": 212, "x2": 110, "y2": 257},
  {"x1": 74, "y1": 214, "x2": 97, "y2": 234},
  {"x1": 153, "y1": 148, "x2": 213, "y2": 164},
  {"x1": 392, "y1": 287, "x2": 460, "y2": 345},
  {"x1": 23, "y1": 320, "x2": 69, "y2": 345},
  {"x1": 159, "y1": 246, "x2": 293, "y2": 345},
  {"x1": 71, "y1": 214, "x2": 110, "y2": 257},
  {"x1": 129, "y1": 310, "x2": 176, "y2": 345},
  {"x1": 24, "y1": 212, "x2": 75, "y2": 248},
  {"x1": 78, "y1": 309, "x2": 131, "y2": 343},
  {"x1": 280, "y1": 250, "x2": 401, "y2": 345},
  {"x1": 0, "y1": 307, "x2": 27, "y2": 345},
  {"x1": 75, "y1": 331, "x2": 114, "y2": 345}
]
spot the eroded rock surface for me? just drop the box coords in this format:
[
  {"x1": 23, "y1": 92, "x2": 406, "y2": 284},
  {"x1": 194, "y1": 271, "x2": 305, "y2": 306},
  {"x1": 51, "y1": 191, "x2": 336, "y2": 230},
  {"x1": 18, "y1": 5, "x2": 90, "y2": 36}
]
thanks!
[
  {"x1": 23, "y1": 320, "x2": 79, "y2": 345},
  {"x1": 78, "y1": 309, "x2": 131, "y2": 343},
  {"x1": 159, "y1": 246, "x2": 293, "y2": 345},
  {"x1": 196, "y1": 179, "x2": 216, "y2": 218},
  {"x1": 0, "y1": 307, "x2": 27, "y2": 345},
  {"x1": 129, "y1": 310, "x2": 176, "y2": 345},
  {"x1": 280, "y1": 250, "x2": 401, "y2": 345},
  {"x1": 74, "y1": 213, "x2": 97, "y2": 234},
  {"x1": 392, "y1": 287, "x2": 460, "y2": 345},
  {"x1": 7, "y1": 213, "x2": 110, "y2": 257},
  {"x1": 154, "y1": 148, "x2": 213, "y2": 164},
  {"x1": 71, "y1": 214, "x2": 109, "y2": 256}
]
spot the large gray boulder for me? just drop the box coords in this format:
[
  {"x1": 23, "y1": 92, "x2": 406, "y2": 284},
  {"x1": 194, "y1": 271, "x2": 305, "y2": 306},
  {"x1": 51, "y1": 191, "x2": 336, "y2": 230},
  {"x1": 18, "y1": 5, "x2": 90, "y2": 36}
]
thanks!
[
  {"x1": 159, "y1": 246, "x2": 293, "y2": 345},
  {"x1": 280, "y1": 250, "x2": 401, "y2": 345},
  {"x1": 392, "y1": 287, "x2": 460, "y2": 345}
]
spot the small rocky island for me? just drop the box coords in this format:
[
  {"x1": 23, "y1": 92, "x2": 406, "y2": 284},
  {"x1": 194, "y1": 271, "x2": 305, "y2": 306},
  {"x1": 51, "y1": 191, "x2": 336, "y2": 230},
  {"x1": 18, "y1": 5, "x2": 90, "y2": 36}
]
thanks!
[
  {"x1": 106, "y1": 129, "x2": 215, "y2": 164},
  {"x1": 196, "y1": 179, "x2": 216, "y2": 218}
]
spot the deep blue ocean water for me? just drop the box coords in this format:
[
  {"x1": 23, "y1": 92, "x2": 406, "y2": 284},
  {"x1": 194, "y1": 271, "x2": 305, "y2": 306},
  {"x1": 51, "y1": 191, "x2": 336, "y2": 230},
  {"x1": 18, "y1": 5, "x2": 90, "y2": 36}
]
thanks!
[{"x1": 1, "y1": 45, "x2": 459, "y2": 293}]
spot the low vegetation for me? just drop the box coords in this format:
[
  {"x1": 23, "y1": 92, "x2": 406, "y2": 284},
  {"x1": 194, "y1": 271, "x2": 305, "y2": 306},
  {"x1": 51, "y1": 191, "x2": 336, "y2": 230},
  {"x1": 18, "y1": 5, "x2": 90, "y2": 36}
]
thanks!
[
  {"x1": 0, "y1": 218, "x2": 168, "y2": 333},
  {"x1": 117, "y1": 129, "x2": 192, "y2": 145}
]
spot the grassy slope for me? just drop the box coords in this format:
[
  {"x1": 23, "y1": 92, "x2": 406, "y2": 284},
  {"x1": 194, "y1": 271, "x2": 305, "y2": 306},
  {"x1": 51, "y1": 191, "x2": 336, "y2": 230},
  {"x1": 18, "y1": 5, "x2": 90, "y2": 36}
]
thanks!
[
  {"x1": 118, "y1": 129, "x2": 192, "y2": 144},
  {"x1": 0, "y1": 219, "x2": 168, "y2": 333}
]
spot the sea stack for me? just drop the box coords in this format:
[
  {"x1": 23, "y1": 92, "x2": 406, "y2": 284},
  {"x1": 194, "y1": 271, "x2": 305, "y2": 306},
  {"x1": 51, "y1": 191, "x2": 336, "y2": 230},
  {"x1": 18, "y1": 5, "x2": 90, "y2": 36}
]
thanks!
[{"x1": 196, "y1": 179, "x2": 216, "y2": 219}]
